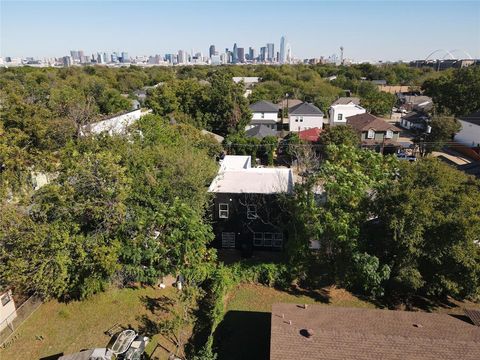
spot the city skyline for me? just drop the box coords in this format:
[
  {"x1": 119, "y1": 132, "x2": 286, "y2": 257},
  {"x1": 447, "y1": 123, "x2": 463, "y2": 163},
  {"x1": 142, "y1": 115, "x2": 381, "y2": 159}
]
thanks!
[{"x1": 1, "y1": 1, "x2": 479, "y2": 61}]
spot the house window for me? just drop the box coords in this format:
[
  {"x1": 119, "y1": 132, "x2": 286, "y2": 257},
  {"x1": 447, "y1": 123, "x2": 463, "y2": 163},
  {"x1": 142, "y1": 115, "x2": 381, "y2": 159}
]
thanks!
[
  {"x1": 273, "y1": 233, "x2": 283, "y2": 248},
  {"x1": 247, "y1": 205, "x2": 257, "y2": 219},
  {"x1": 253, "y1": 232, "x2": 264, "y2": 246},
  {"x1": 385, "y1": 130, "x2": 393, "y2": 139},
  {"x1": 264, "y1": 233, "x2": 273, "y2": 247},
  {"x1": 1, "y1": 293, "x2": 11, "y2": 306},
  {"x1": 219, "y1": 203, "x2": 229, "y2": 219},
  {"x1": 221, "y1": 232, "x2": 235, "y2": 248},
  {"x1": 299, "y1": 117, "x2": 303, "y2": 122},
  {"x1": 367, "y1": 129, "x2": 375, "y2": 139},
  {"x1": 261, "y1": 112, "x2": 265, "y2": 119},
  {"x1": 337, "y1": 114, "x2": 343, "y2": 121}
]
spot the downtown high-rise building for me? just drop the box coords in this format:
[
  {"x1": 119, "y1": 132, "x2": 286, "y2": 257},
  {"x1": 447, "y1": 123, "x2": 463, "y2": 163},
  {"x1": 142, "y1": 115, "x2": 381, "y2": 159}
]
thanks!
[
  {"x1": 237, "y1": 47, "x2": 245, "y2": 63},
  {"x1": 266, "y1": 43, "x2": 274, "y2": 62},
  {"x1": 280, "y1": 35, "x2": 287, "y2": 64},
  {"x1": 232, "y1": 43, "x2": 238, "y2": 64},
  {"x1": 209, "y1": 45, "x2": 216, "y2": 58},
  {"x1": 260, "y1": 47, "x2": 267, "y2": 62}
]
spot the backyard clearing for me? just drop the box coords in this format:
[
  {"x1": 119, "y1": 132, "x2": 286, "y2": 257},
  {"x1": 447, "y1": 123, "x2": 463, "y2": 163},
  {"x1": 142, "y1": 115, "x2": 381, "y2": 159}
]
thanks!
[{"x1": 0, "y1": 285, "x2": 184, "y2": 360}]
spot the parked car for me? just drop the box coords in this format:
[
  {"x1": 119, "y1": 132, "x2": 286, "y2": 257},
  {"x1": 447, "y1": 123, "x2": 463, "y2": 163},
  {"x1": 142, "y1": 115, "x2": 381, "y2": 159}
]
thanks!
[{"x1": 396, "y1": 153, "x2": 417, "y2": 162}]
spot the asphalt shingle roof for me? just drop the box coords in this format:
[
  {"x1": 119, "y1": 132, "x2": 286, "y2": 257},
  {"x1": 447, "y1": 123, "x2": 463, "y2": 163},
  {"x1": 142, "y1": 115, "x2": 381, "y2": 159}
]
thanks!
[
  {"x1": 270, "y1": 303, "x2": 480, "y2": 360},
  {"x1": 289, "y1": 102, "x2": 324, "y2": 116},
  {"x1": 458, "y1": 109, "x2": 480, "y2": 126},
  {"x1": 331, "y1": 97, "x2": 361, "y2": 106},
  {"x1": 347, "y1": 113, "x2": 401, "y2": 132},
  {"x1": 245, "y1": 125, "x2": 277, "y2": 139},
  {"x1": 249, "y1": 100, "x2": 279, "y2": 113}
]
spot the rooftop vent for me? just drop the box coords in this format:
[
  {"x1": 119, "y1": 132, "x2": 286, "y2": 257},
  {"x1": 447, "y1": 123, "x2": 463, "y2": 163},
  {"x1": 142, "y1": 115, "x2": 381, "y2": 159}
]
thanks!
[{"x1": 300, "y1": 329, "x2": 314, "y2": 339}]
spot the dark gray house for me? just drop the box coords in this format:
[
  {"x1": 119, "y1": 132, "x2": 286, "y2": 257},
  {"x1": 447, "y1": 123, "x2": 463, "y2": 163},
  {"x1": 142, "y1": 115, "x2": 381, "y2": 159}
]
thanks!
[{"x1": 208, "y1": 155, "x2": 294, "y2": 254}]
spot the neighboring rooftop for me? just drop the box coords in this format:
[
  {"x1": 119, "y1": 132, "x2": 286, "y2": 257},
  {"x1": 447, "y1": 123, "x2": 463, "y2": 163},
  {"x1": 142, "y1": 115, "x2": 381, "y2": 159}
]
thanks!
[
  {"x1": 245, "y1": 124, "x2": 277, "y2": 139},
  {"x1": 208, "y1": 155, "x2": 294, "y2": 194},
  {"x1": 402, "y1": 110, "x2": 430, "y2": 123},
  {"x1": 298, "y1": 127, "x2": 322, "y2": 142},
  {"x1": 289, "y1": 102, "x2": 324, "y2": 116},
  {"x1": 270, "y1": 303, "x2": 480, "y2": 360},
  {"x1": 249, "y1": 100, "x2": 279, "y2": 113},
  {"x1": 233, "y1": 76, "x2": 260, "y2": 85},
  {"x1": 276, "y1": 99, "x2": 303, "y2": 109},
  {"x1": 331, "y1": 97, "x2": 361, "y2": 106},
  {"x1": 458, "y1": 161, "x2": 480, "y2": 179},
  {"x1": 458, "y1": 109, "x2": 480, "y2": 126},
  {"x1": 347, "y1": 113, "x2": 401, "y2": 132}
]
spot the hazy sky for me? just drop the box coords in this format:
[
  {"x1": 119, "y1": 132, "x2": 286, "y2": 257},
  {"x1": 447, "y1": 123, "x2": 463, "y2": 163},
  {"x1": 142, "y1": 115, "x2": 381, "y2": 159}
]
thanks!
[{"x1": 1, "y1": 0, "x2": 480, "y2": 61}]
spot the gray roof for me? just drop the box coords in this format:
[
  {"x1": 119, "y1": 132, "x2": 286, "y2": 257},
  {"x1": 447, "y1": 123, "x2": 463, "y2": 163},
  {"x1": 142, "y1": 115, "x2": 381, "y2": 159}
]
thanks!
[
  {"x1": 458, "y1": 110, "x2": 480, "y2": 126},
  {"x1": 245, "y1": 124, "x2": 277, "y2": 139},
  {"x1": 331, "y1": 97, "x2": 361, "y2": 106},
  {"x1": 402, "y1": 110, "x2": 430, "y2": 123},
  {"x1": 289, "y1": 102, "x2": 324, "y2": 116},
  {"x1": 372, "y1": 79, "x2": 387, "y2": 85},
  {"x1": 458, "y1": 161, "x2": 480, "y2": 179},
  {"x1": 249, "y1": 100, "x2": 279, "y2": 113}
]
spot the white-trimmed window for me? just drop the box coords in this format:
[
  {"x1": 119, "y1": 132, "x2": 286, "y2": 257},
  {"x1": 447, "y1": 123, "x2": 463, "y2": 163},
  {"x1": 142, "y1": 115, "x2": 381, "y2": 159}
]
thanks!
[
  {"x1": 338, "y1": 114, "x2": 343, "y2": 120},
  {"x1": 299, "y1": 116, "x2": 303, "y2": 122},
  {"x1": 367, "y1": 129, "x2": 375, "y2": 139},
  {"x1": 1, "y1": 293, "x2": 11, "y2": 306},
  {"x1": 264, "y1": 233, "x2": 273, "y2": 247},
  {"x1": 273, "y1": 233, "x2": 283, "y2": 248},
  {"x1": 247, "y1": 205, "x2": 257, "y2": 219},
  {"x1": 385, "y1": 130, "x2": 393, "y2": 139},
  {"x1": 253, "y1": 232, "x2": 264, "y2": 246},
  {"x1": 261, "y1": 112, "x2": 265, "y2": 119},
  {"x1": 219, "y1": 203, "x2": 229, "y2": 219}
]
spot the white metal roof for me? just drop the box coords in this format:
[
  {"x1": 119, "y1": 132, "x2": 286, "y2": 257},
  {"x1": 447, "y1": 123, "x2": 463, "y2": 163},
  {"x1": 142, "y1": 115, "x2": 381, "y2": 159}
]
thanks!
[{"x1": 209, "y1": 156, "x2": 294, "y2": 194}]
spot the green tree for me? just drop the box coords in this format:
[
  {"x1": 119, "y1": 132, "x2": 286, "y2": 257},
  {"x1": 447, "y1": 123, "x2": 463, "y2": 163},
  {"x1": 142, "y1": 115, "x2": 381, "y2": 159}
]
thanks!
[{"x1": 422, "y1": 66, "x2": 480, "y2": 116}]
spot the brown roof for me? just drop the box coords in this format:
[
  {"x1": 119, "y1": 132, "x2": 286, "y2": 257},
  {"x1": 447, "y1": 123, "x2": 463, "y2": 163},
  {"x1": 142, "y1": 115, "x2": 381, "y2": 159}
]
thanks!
[
  {"x1": 270, "y1": 304, "x2": 480, "y2": 360},
  {"x1": 277, "y1": 99, "x2": 303, "y2": 109},
  {"x1": 347, "y1": 113, "x2": 401, "y2": 132},
  {"x1": 331, "y1": 97, "x2": 361, "y2": 106},
  {"x1": 465, "y1": 309, "x2": 480, "y2": 326}
]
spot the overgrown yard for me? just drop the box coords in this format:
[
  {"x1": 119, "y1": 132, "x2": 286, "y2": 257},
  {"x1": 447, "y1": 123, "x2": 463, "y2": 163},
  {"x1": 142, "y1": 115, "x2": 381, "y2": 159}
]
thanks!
[
  {"x1": 214, "y1": 284, "x2": 375, "y2": 360},
  {"x1": 0, "y1": 286, "x2": 184, "y2": 360}
]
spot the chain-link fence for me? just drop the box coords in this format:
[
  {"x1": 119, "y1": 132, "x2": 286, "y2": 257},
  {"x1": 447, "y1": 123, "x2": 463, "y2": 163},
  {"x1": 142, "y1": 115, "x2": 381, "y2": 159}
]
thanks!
[{"x1": 0, "y1": 295, "x2": 42, "y2": 348}]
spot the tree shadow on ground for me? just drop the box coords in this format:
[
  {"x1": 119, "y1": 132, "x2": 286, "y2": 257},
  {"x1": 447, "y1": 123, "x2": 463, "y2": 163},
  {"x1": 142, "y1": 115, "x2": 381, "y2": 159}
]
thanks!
[
  {"x1": 213, "y1": 310, "x2": 271, "y2": 360},
  {"x1": 281, "y1": 284, "x2": 331, "y2": 304},
  {"x1": 140, "y1": 295, "x2": 175, "y2": 314}
]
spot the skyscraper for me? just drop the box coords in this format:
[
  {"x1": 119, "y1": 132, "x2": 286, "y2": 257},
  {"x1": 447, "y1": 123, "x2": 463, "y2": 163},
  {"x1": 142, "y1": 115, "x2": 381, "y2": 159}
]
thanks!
[
  {"x1": 266, "y1": 43, "x2": 274, "y2": 62},
  {"x1": 280, "y1": 36, "x2": 287, "y2": 64},
  {"x1": 121, "y1": 52, "x2": 129, "y2": 63},
  {"x1": 209, "y1": 45, "x2": 216, "y2": 58},
  {"x1": 237, "y1": 48, "x2": 245, "y2": 63},
  {"x1": 260, "y1": 47, "x2": 267, "y2": 62},
  {"x1": 232, "y1": 43, "x2": 238, "y2": 64},
  {"x1": 248, "y1": 47, "x2": 255, "y2": 61}
]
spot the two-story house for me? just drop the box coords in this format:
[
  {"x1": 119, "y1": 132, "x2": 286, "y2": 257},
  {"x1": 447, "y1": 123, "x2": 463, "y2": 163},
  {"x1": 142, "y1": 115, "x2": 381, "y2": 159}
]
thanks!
[
  {"x1": 347, "y1": 113, "x2": 401, "y2": 151},
  {"x1": 288, "y1": 102, "x2": 325, "y2": 131},
  {"x1": 247, "y1": 100, "x2": 279, "y2": 130},
  {"x1": 208, "y1": 155, "x2": 294, "y2": 255},
  {"x1": 329, "y1": 97, "x2": 366, "y2": 127}
]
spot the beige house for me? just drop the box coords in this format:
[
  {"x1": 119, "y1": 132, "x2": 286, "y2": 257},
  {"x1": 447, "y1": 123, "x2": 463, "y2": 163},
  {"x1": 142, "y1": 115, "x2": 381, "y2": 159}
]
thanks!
[{"x1": 0, "y1": 289, "x2": 17, "y2": 332}]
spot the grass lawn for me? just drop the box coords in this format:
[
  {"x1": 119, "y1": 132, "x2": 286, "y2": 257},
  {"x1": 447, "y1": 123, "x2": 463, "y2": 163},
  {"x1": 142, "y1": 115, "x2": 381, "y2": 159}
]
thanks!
[
  {"x1": 214, "y1": 284, "x2": 375, "y2": 360},
  {"x1": 0, "y1": 285, "x2": 184, "y2": 360}
]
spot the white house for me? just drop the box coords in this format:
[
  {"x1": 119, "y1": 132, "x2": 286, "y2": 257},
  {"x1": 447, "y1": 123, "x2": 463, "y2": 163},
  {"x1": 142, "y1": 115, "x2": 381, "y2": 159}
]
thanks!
[
  {"x1": 400, "y1": 110, "x2": 430, "y2": 131},
  {"x1": 329, "y1": 97, "x2": 366, "y2": 126},
  {"x1": 455, "y1": 110, "x2": 480, "y2": 147},
  {"x1": 248, "y1": 100, "x2": 279, "y2": 130},
  {"x1": 288, "y1": 102, "x2": 324, "y2": 132},
  {"x1": 0, "y1": 289, "x2": 17, "y2": 332}
]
